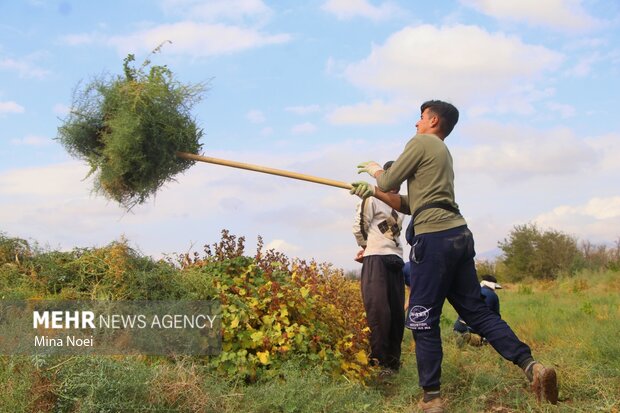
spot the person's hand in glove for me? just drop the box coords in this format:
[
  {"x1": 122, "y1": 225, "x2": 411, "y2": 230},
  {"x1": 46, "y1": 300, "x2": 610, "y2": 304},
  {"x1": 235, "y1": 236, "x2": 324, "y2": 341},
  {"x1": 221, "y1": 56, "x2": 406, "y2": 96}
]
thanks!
[
  {"x1": 357, "y1": 161, "x2": 383, "y2": 178},
  {"x1": 349, "y1": 181, "x2": 375, "y2": 199}
]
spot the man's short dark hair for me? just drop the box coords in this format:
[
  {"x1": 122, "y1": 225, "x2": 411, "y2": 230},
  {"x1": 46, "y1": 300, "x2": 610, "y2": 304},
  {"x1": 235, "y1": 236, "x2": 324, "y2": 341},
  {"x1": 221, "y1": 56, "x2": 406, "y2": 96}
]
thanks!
[
  {"x1": 421, "y1": 100, "x2": 459, "y2": 137},
  {"x1": 481, "y1": 274, "x2": 498, "y2": 283}
]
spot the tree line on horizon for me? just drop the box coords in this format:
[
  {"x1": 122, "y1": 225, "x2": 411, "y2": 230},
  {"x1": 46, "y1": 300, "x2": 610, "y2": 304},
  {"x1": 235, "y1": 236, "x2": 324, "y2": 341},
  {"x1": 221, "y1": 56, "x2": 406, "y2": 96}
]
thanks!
[{"x1": 477, "y1": 223, "x2": 620, "y2": 282}]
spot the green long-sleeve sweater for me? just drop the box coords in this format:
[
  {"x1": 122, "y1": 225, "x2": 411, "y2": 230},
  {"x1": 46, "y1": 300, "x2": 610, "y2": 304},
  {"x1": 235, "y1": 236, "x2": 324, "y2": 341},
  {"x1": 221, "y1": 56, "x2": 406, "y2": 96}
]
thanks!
[{"x1": 376, "y1": 133, "x2": 466, "y2": 235}]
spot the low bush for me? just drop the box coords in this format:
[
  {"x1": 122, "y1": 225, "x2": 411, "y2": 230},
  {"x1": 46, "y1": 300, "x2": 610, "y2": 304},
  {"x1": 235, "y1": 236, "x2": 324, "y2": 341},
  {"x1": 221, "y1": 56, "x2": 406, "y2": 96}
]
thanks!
[{"x1": 176, "y1": 230, "x2": 372, "y2": 382}]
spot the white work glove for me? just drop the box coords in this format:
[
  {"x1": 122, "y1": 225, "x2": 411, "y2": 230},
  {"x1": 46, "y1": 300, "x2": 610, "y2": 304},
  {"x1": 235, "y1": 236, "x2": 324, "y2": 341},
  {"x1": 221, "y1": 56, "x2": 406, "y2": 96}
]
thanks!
[
  {"x1": 349, "y1": 181, "x2": 375, "y2": 199},
  {"x1": 357, "y1": 161, "x2": 383, "y2": 178}
]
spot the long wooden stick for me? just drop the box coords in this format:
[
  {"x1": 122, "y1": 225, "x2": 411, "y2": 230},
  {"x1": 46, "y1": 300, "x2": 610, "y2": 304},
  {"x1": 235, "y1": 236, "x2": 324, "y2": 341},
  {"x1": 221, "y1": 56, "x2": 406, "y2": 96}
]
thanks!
[{"x1": 176, "y1": 151, "x2": 353, "y2": 190}]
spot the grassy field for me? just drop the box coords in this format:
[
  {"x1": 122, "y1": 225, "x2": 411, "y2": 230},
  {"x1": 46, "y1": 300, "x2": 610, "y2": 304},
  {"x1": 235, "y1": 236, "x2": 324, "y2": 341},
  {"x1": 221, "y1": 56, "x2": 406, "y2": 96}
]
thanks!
[{"x1": 1, "y1": 263, "x2": 619, "y2": 412}]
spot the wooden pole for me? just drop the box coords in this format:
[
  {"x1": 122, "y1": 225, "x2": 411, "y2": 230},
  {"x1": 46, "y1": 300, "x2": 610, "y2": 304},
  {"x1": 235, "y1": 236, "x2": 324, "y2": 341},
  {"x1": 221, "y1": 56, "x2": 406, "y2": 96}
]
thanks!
[{"x1": 176, "y1": 152, "x2": 353, "y2": 190}]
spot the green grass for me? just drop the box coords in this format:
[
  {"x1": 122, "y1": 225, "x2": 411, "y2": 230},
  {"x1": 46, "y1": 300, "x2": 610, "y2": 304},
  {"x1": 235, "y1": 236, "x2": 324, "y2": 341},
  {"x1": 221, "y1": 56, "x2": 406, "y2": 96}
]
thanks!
[{"x1": 1, "y1": 266, "x2": 618, "y2": 412}]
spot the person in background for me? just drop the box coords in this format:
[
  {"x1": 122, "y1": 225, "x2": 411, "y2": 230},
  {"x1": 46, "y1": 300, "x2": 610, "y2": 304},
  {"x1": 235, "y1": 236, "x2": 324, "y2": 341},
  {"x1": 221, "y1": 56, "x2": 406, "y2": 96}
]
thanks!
[
  {"x1": 453, "y1": 274, "x2": 502, "y2": 347},
  {"x1": 352, "y1": 161, "x2": 405, "y2": 379}
]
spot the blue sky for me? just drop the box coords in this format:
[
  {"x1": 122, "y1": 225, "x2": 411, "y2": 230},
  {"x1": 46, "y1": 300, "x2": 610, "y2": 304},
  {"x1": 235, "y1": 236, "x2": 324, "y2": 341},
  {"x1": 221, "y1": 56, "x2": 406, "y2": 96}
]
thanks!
[{"x1": 1, "y1": 0, "x2": 619, "y2": 270}]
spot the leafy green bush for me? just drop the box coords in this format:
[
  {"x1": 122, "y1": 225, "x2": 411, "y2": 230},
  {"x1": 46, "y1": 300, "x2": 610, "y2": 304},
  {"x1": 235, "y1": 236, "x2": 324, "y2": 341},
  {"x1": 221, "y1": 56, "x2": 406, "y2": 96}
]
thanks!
[
  {"x1": 176, "y1": 231, "x2": 372, "y2": 382},
  {"x1": 56, "y1": 44, "x2": 206, "y2": 209}
]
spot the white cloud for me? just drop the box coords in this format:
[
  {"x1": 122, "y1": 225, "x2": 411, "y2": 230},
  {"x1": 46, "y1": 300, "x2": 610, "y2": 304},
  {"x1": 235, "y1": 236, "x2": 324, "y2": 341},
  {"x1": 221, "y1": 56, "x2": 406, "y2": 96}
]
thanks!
[
  {"x1": 546, "y1": 102, "x2": 576, "y2": 118},
  {"x1": 326, "y1": 99, "x2": 410, "y2": 125},
  {"x1": 460, "y1": 0, "x2": 601, "y2": 32},
  {"x1": 534, "y1": 196, "x2": 620, "y2": 242},
  {"x1": 161, "y1": 0, "x2": 271, "y2": 22},
  {"x1": 454, "y1": 120, "x2": 599, "y2": 181},
  {"x1": 565, "y1": 52, "x2": 602, "y2": 77},
  {"x1": 60, "y1": 33, "x2": 97, "y2": 46},
  {"x1": 322, "y1": 0, "x2": 401, "y2": 21},
  {"x1": 0, "y1": 162, "x2": 87, "y2": 196},
  {"x1": 291, "y1": 122, "x2": 317, "y2": 134},
  {"x1": 342, "y1": 25, "x2": 563, "y2": 104},
  {"x1": 265, "y1": 239, "x2": 301, "y2": 253},
  {"x1": 0, "y1": 56, "x2": 50, "y2": 79},
  {"x1": 246, "y1": 109, "x2": 265, "y2": 123},
  {"x1": 330, "y1": 25, "x2": 565, "y2": 124},
  {"x1": 53, "y1": 103, "x2": 70, "y2": 116},
  {"x1": 584, "y1": 133, "x2": 620, "y2": 174},
  {"x1": 105, "y1": 22, "x2": 290, "y2": 57},
  {"x1": 564, "y1": 37, "x2": 607, "y2": 51},
  {"x1": 0, "y1": 101, "x2": 25, "y2": 114},
  {"x1": 10, "y1": 135, "x2": 51, "y2": 147},
  {"x1": 285, "y1": 104, "x2": 321, "y2": 115},
  {"x1": 467, "y1": 86, "x2": 555, "y2": 117}
]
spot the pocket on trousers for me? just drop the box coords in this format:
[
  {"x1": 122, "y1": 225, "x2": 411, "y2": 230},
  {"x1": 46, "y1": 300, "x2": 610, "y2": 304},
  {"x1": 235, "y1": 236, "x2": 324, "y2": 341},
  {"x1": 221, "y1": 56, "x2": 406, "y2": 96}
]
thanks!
[
  {"x1": 410, "y1": 238, "x2": 426, "y2": 264},
  {"x1": 380, "y1": 254, "x2": 404, "y2": 271}
]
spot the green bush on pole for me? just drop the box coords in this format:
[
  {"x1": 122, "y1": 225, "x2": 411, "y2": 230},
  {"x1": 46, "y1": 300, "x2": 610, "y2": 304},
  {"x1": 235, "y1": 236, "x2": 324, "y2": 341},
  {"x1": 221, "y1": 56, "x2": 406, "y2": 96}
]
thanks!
[{"x1": 57, "y1": 44, "x2": 206, "y2": 209}]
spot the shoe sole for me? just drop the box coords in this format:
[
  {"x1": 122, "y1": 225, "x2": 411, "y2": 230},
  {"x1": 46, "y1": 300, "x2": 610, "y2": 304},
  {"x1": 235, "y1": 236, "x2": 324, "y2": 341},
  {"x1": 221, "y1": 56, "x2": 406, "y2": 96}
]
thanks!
[
  {"x1": 418, "y1": 399, "x2": 445, "y2": 413},
  {"x1": 533, "y1": 366, "x2": 558, "y2": 405},
  {"x1": 420, "y1": 407, "x2": 444, "y2": 413},
  {"x1": 418, "y1": 404, "x2": 444, "y2": 413}
]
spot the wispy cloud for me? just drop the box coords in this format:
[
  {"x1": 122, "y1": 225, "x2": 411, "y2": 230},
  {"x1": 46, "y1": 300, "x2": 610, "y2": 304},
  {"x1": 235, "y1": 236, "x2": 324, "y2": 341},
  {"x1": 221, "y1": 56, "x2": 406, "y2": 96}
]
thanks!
[
  {"x1": 322, "y1": 0, "x2": 402, "y2": 21},
  {"x1": 546, "y1": 102, "x2": 576, "y2": 119},
  {"x1": 291, "y1": 122, "x2": 317, "y2": 134},
  {"x1": 52, "y1": 103, "x2": 70, "y2": 116},
  {"x1": 326, "y1": 99, "x2": 410, "y2": 125},
  {"x1": 247, "y1": 109, "x2": 266, "y2": 123},
  {"x1": 454, "y1": 120, "x2": 599, "y2": 181},
  {"x1": 61, "y1": 1, "x2": 288, "y2": 57},
  {"x1": 68, "y1": 22, "x2": 291, "y2": 57},
  {"x1": 285, "y1": 104, "x2": 321, "y2": 115},
  {"x1": 0, "y1": 101, "x2": 25, "y2": 114},
  {"x1": 535, "y1": 196, "x2": 620, "y2": 243},
  {"x1": 160, "y1": 0, "x2": 272, "y2": 22},
  {"x1": 565, "y1": 52, "x2": 603, "y2": 77},
  {"x1": 0, "y1": 56, "x2": 50, "y2": 79},
  {"x1": 10, "y1": 135, "x2": 51, "y2": 147},
  {"x1": 459, "y1": 0, "x2": 602, "y2": 32}
]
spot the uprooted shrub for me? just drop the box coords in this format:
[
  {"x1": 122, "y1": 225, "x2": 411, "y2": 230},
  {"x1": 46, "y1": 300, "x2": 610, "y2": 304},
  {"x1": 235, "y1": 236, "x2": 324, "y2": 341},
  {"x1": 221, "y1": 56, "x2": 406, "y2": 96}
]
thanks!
[{"x1": 56, "y1": 43, "x2": 206, "y2": 209}]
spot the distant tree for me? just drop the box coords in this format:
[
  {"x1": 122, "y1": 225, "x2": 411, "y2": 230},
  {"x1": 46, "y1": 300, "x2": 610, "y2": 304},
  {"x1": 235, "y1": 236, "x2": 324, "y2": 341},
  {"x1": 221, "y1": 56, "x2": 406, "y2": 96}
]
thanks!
[
  {"x1": 344, "y1": 269, "x2": 361, "y2": 280},
  {"x1": 497, "y1": 224, "x2": 538, "y2": 281},
  {"x1": 610, "y1": 237, "x2": 620, "y2": 271},
  {"x1": 498, "y1": 223, "x2": 582, "y2": 280},
  {"x1": 0, "y1": 232, "x2": 31, "y2": 265},
  {"x1": 579, "y1": 240, "x2": 609, "y2": 270},
  {"x1": 475, "y1": 259, "x2": 496, "y2": 277},
  {"x1": 579, "y1": 237, "x2": 620, "y2": 272}
]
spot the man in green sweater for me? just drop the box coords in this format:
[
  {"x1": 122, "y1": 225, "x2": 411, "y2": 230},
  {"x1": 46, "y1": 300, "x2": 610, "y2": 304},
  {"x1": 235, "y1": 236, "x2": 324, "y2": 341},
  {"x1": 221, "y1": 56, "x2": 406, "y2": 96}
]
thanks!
[{"x1": 350, "y1": 100, "x2": 558, "y2": 413}]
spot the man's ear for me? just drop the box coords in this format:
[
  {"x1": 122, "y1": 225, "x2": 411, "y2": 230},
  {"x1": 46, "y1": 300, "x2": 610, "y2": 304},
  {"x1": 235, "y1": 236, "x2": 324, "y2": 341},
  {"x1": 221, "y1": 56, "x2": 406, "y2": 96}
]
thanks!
[{"x1": 429, "y1": 115, "x2": 439, "y2": 128}]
